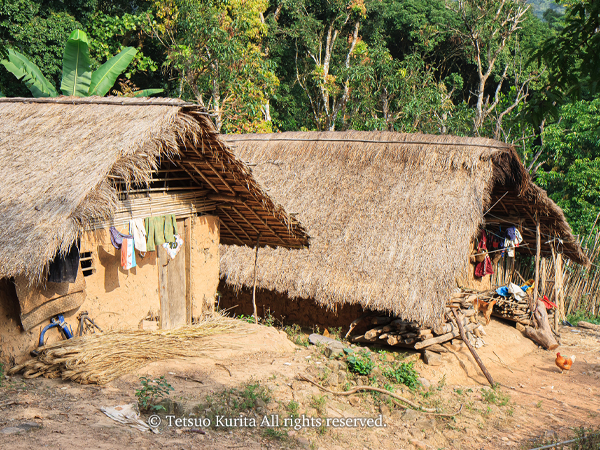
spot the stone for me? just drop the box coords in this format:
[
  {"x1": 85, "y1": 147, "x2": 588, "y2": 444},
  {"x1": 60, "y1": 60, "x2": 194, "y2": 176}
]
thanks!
[
  {"x1": 1, "y1": 427, "x2": 24, "y2": 435},
  {"x1": 422, "y1": 350, "x2": 442, "y2": 366},
  {"x1": 255, "y1": 398, "x2": 267, "y2": 408},
  {"x1": 17, "y1": 422, "x2": 42, "y2": 431},
  {"x1": 309, "y1": 334, "x2": 341, "y2": 347},
  {"x1": 323, "y1": 372, "x2": 339, "y2": 387},
  {"x1": 326, "y1": 360, "x2": 345, "y2": 372},
  {"x1": 371, "y1": 366, "x2": 383, "y2": 377},
  {"x1": 417, "y1": 377, "x2": 431, "y2": 389},
  {"x1": 337, "y1": 371, "x2": 347, "y2": 385},
  {"x1": 324, "y1": 345, "x2": 344, "y2": 358},
  {"x1": 379, "y1": 403, "x2": 391, "y2": 416},
  {"x1": 401, "y1": 408, "x2": 421, "y2": 422},
  {"x1": 349, "y1": 396, "x2": 361, "y2": 407}
]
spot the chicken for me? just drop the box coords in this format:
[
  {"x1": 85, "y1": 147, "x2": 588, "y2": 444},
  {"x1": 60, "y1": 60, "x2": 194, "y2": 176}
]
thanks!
[
  {"x1": 555, "y1": 353, "x2": 576, "y2": 373},
  {"x1": 474, "y1": 298, "x2": 497, "y2": 325}
]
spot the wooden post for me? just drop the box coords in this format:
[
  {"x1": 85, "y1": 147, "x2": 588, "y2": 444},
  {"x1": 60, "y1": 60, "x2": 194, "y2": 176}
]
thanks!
[
  {"x1": 532, "y1": 215, "x2": 541, "y2": 314},
  {"x1": 252, "y1": 233, "x2": 262, "y2": 325},
  {"x1": 556, "y1": 252, "x2": 564, "y2": 324},
  {"x1": 452, "y1": 308, "x2": 494, "y2": 386}
]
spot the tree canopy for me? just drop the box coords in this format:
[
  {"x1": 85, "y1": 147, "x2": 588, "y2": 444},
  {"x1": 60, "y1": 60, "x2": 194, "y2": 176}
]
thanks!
[{"x1": 0, "y1": 0, "x2": 598, "y2": 235}]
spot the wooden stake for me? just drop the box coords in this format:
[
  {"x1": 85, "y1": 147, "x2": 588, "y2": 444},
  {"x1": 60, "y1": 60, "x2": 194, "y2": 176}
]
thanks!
[
  {"x1": 533, "y1": 215, "x2": 541, "y2": 314},
  {"x1": 252, "y1": 233, "x2": 262, "y2": 325},
  {"x1": 452, "y1": 309, "x2": 494, "y2": 386}
]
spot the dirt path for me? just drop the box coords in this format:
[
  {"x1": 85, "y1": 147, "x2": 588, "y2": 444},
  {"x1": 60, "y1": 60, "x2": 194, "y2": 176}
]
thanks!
[{"x1": 1, "y1": 320, "x2": 600, "y2": 450}]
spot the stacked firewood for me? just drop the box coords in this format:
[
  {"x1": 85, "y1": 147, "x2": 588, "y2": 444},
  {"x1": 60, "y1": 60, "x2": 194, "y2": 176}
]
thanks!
[
  {"x1": 469, "y1": 288, "x2": 555, "y2": 326},
  {"x1": 349, "y1": 292, "x2": 486, "y2": 350}
]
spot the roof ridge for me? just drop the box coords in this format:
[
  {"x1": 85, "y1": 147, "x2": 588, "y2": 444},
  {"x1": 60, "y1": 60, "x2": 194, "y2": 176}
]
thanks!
[{"x1": 0, "y1": 96, "x2": 199, "y2": 108}]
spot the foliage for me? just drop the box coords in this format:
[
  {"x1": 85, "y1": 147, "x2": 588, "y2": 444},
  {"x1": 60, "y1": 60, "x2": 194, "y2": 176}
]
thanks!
[
  {"x1": 200, "y1": 382, "x2": 271, "y2": 428},
  {"x1": 0, "y1": 362, "x2": 4, "y2": 387},
  {"x1": 382, "y1": 361, "x2": 420, "y2": 389},
  {"x1": 310, "y1": 394, "x2": 328, "y2": 415},
  {"x1": 135, "y1": 376, "x2": 175, "y2": 412},
  {"x1": 1, "y1": 28, "x2": 162, "y2": 97},
  {"x1": 346, "y1": 349, "x2": 374, "y2": 375},
  {"x1": 567, "y1": 310, "x2": 600, "y2": 326},
  {"x1": 538, "y1": 0, "x2": 600, "y2": 97},
  {"x1": 536, "y1": 99, "x2": 600, "y2": 235},
  {"x1": 283, "y1": 324, "x2": 309, "y2": 347},
  {"x1": 481, "y1": 386, "x2": 510, "y2": 406}
]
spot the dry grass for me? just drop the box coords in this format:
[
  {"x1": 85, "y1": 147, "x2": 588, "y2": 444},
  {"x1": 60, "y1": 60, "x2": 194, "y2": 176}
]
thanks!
[
  {"x1": 8, "y1": 314, "x2": 251, "y2": 385},
  {"x1": 221, "y1": 131, "x2": 587, "y2": 326}
]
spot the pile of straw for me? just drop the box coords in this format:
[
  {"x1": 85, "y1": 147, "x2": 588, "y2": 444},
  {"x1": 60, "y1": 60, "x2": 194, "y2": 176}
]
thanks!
[{"x1": 9, "y1": 314, "x2": 248, "y2": 385}]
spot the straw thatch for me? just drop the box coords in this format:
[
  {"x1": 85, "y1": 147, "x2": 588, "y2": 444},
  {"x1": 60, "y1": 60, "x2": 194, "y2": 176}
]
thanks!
[
  {"x1": 220, "y1": 131, "x2": 589, "y2": 326},
  {"x1": 8, "y1": 313, "x2": 250, "y2": 384},
  {"x1": 0, "y1": 97, "x2": 307, "y2": 283}
]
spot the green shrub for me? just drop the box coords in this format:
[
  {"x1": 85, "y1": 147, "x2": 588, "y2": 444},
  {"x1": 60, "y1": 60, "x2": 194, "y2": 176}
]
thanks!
[
  {"x1": 346, "y1": 350, "x2": 374, "y2": 375},
  {"x1": 135, "y1": 376, "x2": 174, "y2": 412},
  {"x1": 382, "y1": 361, "x2": 420, "y2": 389}
]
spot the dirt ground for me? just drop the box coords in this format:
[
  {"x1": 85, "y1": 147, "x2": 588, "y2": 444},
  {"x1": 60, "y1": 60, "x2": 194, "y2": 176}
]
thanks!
[{"x1": 1, "y1": 318, "x2": 600, "y2": 450}]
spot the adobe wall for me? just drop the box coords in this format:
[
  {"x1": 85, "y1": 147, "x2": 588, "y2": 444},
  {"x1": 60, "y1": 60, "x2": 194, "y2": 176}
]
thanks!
[
  {"x1": 0, "y1": 215, "x2": 220, "y2": 364},
  {"x1": 217, "y1": 281, "x2": 365, "y2": 329}
]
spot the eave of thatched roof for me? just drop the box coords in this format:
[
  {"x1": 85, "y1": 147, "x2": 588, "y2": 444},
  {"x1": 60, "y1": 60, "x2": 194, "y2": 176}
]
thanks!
[
  {"x1": 0, "y1": 97, "x2": 307, "y2": 282},
  {"x1": 219, "y1": 131, "x2": 588, "y2": 326}
]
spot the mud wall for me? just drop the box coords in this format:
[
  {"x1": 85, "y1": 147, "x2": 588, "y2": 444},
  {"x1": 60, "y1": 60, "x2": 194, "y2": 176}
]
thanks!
[
  {"x1": 0, "y1": 215, "x2": 220, "y2": 364},
  {"x1": 217, "y1": 281, "x2": 365, "y2": 329}
]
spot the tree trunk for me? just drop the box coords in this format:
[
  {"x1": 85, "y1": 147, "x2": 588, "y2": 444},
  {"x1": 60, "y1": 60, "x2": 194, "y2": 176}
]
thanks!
[{"x1": 523, "y1": 300, "x2": 559, "y2": 350}]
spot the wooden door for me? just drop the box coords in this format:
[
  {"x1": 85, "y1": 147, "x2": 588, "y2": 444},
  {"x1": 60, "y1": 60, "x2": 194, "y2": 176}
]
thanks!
[{"x1": 158, "y1": 239, "x2": 187, "y2": 329}]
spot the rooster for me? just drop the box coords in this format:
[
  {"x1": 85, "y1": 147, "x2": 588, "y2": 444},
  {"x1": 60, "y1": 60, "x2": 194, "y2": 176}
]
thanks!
[{"x1": 555, "y1": 353, "x2": 576, "y2": 374}]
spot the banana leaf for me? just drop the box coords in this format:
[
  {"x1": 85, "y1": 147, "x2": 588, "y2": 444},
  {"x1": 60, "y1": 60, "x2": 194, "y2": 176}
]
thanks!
[
  {"x1": 133, "y1": 89, "x2": 164, "y2": 97},
  {"x1": 60, "y1": 29, "x2": 92, "y2": 97},
  {"x1": 89, "y1": 47, "x2": 137, "y2": 97},
  {"x1": 0, "y1": 49, "x2": 58, "y2": 97}
]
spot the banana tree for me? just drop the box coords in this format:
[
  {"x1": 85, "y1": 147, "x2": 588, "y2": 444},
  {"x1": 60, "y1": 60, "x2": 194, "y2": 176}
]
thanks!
[{"x1": 1, "y1": 29, "x2": 163, "y2": 98}]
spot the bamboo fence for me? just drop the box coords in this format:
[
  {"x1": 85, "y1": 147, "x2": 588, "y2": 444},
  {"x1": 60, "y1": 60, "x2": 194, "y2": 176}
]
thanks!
[{"x1": 491, "y1": 230, "x2": 600, "y2": 320}]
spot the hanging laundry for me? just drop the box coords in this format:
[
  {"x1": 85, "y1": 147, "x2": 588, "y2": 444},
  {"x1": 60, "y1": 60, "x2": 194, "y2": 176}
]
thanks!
[
  {"x1": 162, "y1": 235, "x2": 184, "y2": 260},
  {"x1": 110, "y1": 226, "x2": 133, "y2": 250},
  {"x1": 47, "y1": 242, "x2": 80, "y2": 283},
  {"x1": 145, "y1": 216, "x2": 166, "y2": 252},
  {"x1": 474, "y1": 230, "x2": 494, "y2": 277},
  {"x1": 121, "y1": 237, "x2": 136, "y2": 270},
  {"x1": 504, "y1": 226, "x2": 523, "y2": 257},
  {"x1": 474, "y1": 255, "x2": 494, "y2": 277},
  {"x1": 129, "y1": 219, "x2": 147, "y2": 253},
  {"x1": 163, "y1": 214, "x2": 179, "y2": 243}
]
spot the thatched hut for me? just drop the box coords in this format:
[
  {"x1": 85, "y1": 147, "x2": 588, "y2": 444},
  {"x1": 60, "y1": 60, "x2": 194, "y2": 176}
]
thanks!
[
  {"x1": 0, "y1": 97, "x2": 307, "y2": 362},
  {"x1": 219, "y1": 132, "x2": 589, "y2": 329}
]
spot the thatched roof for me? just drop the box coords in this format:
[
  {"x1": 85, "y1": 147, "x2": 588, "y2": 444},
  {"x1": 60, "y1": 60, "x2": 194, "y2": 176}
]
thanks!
[
  {"x1": 0, "y1": 97, "x2": 307, "y2": 282},
  {"x1": 220, "y1": 131, "x2": 589, "y2": 326}
]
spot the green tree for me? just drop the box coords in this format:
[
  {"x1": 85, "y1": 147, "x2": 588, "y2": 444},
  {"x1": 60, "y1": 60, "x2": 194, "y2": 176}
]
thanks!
[
  {"x1": 536, "y1": 99, "x2": 600, "y2": 235},
  {"x1": 1, "y1": 29, "x2": 162, "y2": 97},
  {"x1": 158, "y1": 0, "x2": 278, "y2": 133}
]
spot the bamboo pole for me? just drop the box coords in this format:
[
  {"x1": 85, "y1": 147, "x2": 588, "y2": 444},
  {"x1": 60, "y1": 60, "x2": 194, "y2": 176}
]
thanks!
[
  {"x1": 252, "y1": 233, "x2": 262, "y2": 325},
  {"x1": 452, "y1": 309, "x2": 494, "y2": 386},
  {"x1": 532, "y1": 215, "x2": 541, "y2": 315}
]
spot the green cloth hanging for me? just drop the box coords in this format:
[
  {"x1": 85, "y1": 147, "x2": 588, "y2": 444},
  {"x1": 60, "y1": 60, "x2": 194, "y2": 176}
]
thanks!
[
  {"x1": 145, "y1": 216, "x2": 167, "y2": 251},
  {"x1": 164, "y1": 214, "x2": 179, "y2": 243}
]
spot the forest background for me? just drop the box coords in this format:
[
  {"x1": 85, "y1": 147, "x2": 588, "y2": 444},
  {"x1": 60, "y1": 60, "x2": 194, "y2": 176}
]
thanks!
[{"x1": 0, "y1": 0, "x2": 598, "y2": 239}]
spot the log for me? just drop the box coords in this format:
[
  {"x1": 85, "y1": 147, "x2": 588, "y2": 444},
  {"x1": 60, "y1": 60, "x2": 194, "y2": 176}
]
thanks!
[
  {"x1": 577, "y1": 321, "x2": 600, "y2": 331},
  {"x1": 364, "y1": 328, "x2": 383, "y2": 340},
  {"x1": 369, "y1": 317, "x2": 393, "y2": 326},
  {"x1": 415, "y1": 323, "x2": 478, "y2": 349},
  {"x1": 386, "y1": 335, "x2": 400, "y2": 346},
  {"x1": 523, "y1": 300, "x2": 559, "y2": 350},
  {"x1": 452, "y1": 309, "x2": 494, "y2": 386}
]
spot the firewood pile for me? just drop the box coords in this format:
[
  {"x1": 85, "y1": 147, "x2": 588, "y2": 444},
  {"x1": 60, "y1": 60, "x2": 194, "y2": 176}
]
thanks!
[
  {"x1": 348, "y1": 292, "x2": 487, "y2": 351},
  {"x1": 469, "y1": 288, "x2": 555, "y2": 326}
]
